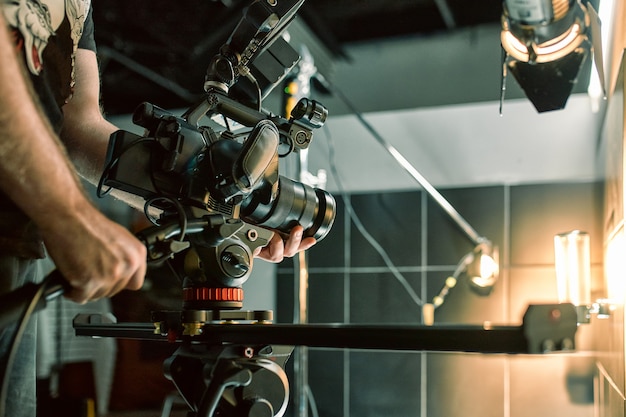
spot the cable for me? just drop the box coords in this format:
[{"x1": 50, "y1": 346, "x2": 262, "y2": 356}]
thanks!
[
  {"x1": 329, "y1": 122, "x2": 470, "y2": 313},
  {"x1": 97, "y1": 136, "x2": 154, "y2": 198},
  {"x1": 0, "y1": 272, "x2": 64, "y2": 417},
  {"x1": 324, "y1": 126, "x2": 423, "y2": 308},
  {"x1": 431, "y1": 251, "x2": 474, "y2": 310},
  {"x1": 306, "y1": 384, "x2": 319, "y2": 417},
  {"x1": 318, "y1": 75, "x2": 491, "y2": 314},
  {"x1": 140, "y1": 197, "x2": 189, "y2": 267},
  {"x1": 315, "y1": 74, "x2": 484, "y2": 246},
  {"x1": 143, "y1": 196, "x2": 188, "y2": 241}
]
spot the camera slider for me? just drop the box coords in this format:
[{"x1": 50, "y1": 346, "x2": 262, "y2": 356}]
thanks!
[
  {"x1": 74, "y1": 303, "x2": 578, "y2": 354},
  {"x1": 72, "y1": 303, "x2": 578, "y2": 417}
]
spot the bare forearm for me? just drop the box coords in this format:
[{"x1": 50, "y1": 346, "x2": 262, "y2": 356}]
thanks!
[
  {"x1": 0, "y1": 17, "x2": 93, "y2": 226},
  {"x1": 62, "y1": 120, "x2": 153, "y2": 213},
  {"x1": 0, "y1": 12, "x2": 147, "y2": 303},
  {"x1": 60, "y1": 49, "x2": 150, "y2": 212}
]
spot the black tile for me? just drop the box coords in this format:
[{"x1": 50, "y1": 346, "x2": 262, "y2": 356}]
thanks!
[
  {"x1": 510, "y1": 182, "x2": 603, "y2": 266},
  {"x1": 276, "y1": 271, "x2": 295, "y2": 323},
  {"x1": 309, "y1": 196, "x2": 347, "y2": 268},
  {"x1": 424, "y1": 267, "x2": 457, "y2": 308},
  {"x1": 281, "y1": 349, "x2": 345, "y2": 417},
  {"x1": 349, "y1": 191, "x2": 423, "y2": 268},
  {"x1": 425, "y1": 270, "x2": 506, "y2": 325},
  {"x1": 349, "y1": 351, "x2": 422, "y2": 417},
  {"x1": 350, "y1": 272, "x2": 423, "y2": 324},
  {"x1": 276, "y1": 272, "x2": 345, "y2": 324},
  {"x1": 275, "y1": 181, "x2": 604, "y2": 416},
  {"x1": 309, "y1": 273, "x2": 345, "y2": 323},
  {"x1": 308, "y1": 349, "x2": 345, "y2": 417},
  {"x1": 427, "y1": 185, "x2": 505, "y2": 266}
]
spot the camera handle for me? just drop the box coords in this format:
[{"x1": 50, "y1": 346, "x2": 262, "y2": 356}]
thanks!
[{"x1": 0, "y1": 269, "x2": 67, "y2": 331}]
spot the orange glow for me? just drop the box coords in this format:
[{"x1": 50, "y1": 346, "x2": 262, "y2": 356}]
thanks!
[{"x1": 605, "y1": 227, "x2": 626, "y2": 304}]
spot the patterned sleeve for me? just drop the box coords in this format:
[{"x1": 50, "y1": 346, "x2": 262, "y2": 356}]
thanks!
[{"x1": 78, "y1": 5, "x2": 96, "y2": 52}]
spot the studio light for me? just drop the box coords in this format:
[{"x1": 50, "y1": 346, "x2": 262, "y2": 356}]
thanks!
[
  {"x1": 554, "y1": 230, "x2": 592, "y2": 322},
  {"x1": 427, "y1": 239, "x2": 499, "y2": 322},
  {"x1": 500, "y1": 0, "x2": 604, "y2": 113},
  {"x1": 466, "y1": 242, "x2": 500, "y2": 295}
]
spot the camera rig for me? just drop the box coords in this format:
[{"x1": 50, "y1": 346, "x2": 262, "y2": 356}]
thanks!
[
  {"x1": 81, "y1": 2, "x2": 579, "y2": 417},
  {"x1": 0, "y1": 2, "x2": 581, "y2": 417},
  {"x1": 98, "y1": 0, "x2": 334, "y2": 313},
  {"x1": 92, "y1": 1, "x2": 336, "y2": 416}
]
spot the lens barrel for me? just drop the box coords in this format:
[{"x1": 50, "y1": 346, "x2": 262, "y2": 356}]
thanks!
[{"x1": 241, "y1": 176, "x2": 336, "y2": 241}]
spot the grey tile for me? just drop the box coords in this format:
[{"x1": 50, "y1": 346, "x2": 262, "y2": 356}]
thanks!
[
  {"x1": 510, "y1": 182, "x2": 603, "y2": 266},
  {"x1": 350, "y1": 191, "x2": 423, "y2": 268},
  {"x1": 349, "y1": 272, "x2": 423, "y2": 324},
  {"x1": 425, "y1": 270, "x2": 506, "y2": 325},
  {"x1": 508, "y1": 266, "x2": 560, "y2": 322},
  {"x1": 349, "y1": 351, "x2": 422, "y2": 417}
]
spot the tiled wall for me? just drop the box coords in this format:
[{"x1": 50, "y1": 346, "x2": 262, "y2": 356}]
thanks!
[
  {"x1": 276, "y1": 181, "x2": 603, "y2": 417},
  {"x1": 594, "y1": 56, "x2": 626, "y2": 417}
]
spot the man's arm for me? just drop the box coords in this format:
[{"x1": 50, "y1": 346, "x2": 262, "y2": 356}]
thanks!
[
  {"x1": 0, "y1": 14, "x2": 146, "y2": 303},
  {"x1": 60, "y1": 49, "x2": 150, "y2": 210}
]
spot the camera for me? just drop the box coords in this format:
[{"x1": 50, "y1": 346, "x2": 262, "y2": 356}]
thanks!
[
  {"x1": 103, "y1": 99, "x2": 334, "y2": 242},
  {"x1": 92, "y1": 2, "x2": 337, "y2": 414},
  {"x1": 99, "y1": 85, "x2": 335, "y2": 310}
]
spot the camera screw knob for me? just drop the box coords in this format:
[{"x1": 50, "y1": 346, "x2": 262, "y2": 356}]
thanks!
[{"x1": 247, "y1": 229, "x2": 259, "y2": 242}]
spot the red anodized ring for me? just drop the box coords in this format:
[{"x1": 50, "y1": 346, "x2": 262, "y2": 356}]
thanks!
[{"x1": 183, "y1": 287, "x2": 244, "y2": 302}]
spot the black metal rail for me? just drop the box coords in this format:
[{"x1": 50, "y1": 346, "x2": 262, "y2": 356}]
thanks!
[{"x1": 73, "y1": 303, "x2": 578, "y2": 354}]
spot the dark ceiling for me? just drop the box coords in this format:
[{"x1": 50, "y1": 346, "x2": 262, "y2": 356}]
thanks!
[{"x1": 91, "y1": 0, "x2": 504, "y2": 115}]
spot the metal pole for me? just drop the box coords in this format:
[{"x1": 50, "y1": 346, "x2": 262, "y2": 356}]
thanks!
[
  {"x1": 286, "y1": 45, "x2": 318, "y2": 417},
  {"x1": 314, "y1": 74, "x2": 488, "y2": 247}
]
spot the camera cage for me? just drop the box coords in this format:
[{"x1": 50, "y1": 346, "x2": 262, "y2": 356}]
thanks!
[{"x1": 97, "y1": 0, "x2": 334, "y2": 305}]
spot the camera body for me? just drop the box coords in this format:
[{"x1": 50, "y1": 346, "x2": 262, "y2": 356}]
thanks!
[
  {"x1": 103, "y1": 94, "x2": 334, "y2": 238},
  {"x1": 97, "y1": 0, "x2": 336, "y2": 313},
  {"x1": 92, "y1": 2, "x2": 335, "y2": 415},
  {"x1": 100, "y1": 88, "x2": 335, "y2": 308}
]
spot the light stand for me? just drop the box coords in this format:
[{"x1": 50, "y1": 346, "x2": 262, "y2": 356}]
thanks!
[{"x1": 284, "y1": 45, "x2": 326, "y2": 417}]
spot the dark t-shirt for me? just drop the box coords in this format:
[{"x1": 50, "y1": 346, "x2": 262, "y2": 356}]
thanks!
[{"x1": 0, "y1": 1, "x2": 97, "y2": 258}]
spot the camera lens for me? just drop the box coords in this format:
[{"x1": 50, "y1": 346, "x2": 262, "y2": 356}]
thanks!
[{"x1": 240, "y1": 176, "x2": 336, "y2": 241}]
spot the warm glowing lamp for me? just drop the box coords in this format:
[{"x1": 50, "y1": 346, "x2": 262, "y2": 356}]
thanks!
[
  {"x1": 554, "y1": 230, "x2": 591, "y2": 322},
  {"x1": 466, "y1": 242, "x2": 500, "y2": 295}
]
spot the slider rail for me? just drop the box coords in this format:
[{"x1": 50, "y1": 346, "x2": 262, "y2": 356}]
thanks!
[{"x1": 73, "y1": 303, "x2": 578, "y2": 355}]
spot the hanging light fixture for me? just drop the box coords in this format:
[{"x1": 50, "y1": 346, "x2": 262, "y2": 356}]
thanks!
[
  {"x1": 554, "y1": 230, "x2": 592, "y2": 323},
  {"x1": 500, "y1": 0, "x2": 605, "y2": 113},
  {"x1": 466, "y1": 242, "x2": 500, "y2": 295}
]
